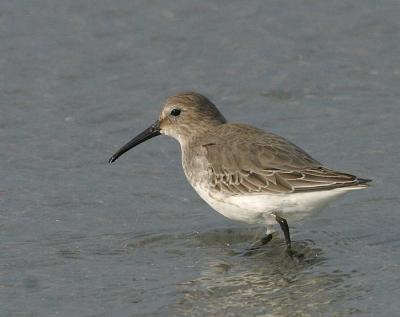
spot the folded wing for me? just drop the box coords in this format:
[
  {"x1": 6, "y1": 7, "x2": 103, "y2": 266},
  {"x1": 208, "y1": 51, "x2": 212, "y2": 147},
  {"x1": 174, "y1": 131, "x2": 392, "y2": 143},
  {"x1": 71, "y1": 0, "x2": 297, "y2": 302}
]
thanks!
[{"x1": 201, "y1": 124, "x2": 368, "y2": 195}]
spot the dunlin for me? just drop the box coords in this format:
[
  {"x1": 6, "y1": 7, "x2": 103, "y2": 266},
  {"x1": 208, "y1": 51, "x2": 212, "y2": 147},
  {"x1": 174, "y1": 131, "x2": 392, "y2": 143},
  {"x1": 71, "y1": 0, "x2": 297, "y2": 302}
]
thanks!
[{"x1": 109, "y1": 92, "x2": 371, "y2": 255}]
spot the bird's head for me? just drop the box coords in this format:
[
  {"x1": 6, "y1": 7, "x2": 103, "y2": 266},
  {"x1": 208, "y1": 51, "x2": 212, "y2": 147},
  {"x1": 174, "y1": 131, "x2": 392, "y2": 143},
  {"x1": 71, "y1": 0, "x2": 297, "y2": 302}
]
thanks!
[{"x1": 109, "y1": 92, "x2": 226, "y2": 163}]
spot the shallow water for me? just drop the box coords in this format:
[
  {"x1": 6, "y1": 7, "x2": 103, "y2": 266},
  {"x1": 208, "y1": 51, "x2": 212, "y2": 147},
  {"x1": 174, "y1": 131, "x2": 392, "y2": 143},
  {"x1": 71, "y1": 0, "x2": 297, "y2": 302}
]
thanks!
[{"x1": 1, "y1": 0, "x2": 400, "y2": 316}]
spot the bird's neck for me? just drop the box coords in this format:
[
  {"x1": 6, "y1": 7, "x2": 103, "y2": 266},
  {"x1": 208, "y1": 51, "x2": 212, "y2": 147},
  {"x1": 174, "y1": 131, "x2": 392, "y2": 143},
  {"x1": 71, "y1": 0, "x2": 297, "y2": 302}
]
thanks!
[{"x1": 176, "y1": 121, "x2": 222, "y2": 146}]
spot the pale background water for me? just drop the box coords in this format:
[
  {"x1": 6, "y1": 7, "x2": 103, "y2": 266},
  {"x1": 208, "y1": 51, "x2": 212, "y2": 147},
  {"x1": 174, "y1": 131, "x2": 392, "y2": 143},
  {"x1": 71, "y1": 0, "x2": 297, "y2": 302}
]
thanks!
[{"x1": 1, "y1": 1, "x2": 399, "y2": 316}]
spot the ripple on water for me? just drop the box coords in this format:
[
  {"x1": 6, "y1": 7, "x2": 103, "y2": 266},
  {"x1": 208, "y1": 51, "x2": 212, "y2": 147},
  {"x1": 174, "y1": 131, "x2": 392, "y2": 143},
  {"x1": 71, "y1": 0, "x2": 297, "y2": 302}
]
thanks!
[
  {"x1": 118, "y1": 227, "x2": 365, "y2": 316},
  {"x1": 26, "y1": 227, "x2": 370, "y2": 316}
]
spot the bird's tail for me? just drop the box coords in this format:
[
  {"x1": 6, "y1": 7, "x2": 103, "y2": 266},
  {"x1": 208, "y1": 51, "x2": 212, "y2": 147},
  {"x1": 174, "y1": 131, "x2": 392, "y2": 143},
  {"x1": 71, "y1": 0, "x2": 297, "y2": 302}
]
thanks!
[{"x1": 357, "y1": 178, "x2": 372, "y2": 186}]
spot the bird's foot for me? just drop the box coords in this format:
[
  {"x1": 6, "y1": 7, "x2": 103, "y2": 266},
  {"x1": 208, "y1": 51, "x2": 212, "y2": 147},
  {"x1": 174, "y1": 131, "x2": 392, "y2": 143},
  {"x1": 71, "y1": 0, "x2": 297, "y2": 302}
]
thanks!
[{"x1": 286, "y1": 246, "x2": 304, "y2": 262}]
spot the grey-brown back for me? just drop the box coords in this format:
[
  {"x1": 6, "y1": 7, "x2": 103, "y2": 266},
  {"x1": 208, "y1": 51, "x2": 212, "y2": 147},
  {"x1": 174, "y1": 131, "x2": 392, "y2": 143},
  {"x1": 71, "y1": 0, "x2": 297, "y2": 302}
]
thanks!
[{"x1": 185, "y1": 123, "x2": 370, "y2": 195}]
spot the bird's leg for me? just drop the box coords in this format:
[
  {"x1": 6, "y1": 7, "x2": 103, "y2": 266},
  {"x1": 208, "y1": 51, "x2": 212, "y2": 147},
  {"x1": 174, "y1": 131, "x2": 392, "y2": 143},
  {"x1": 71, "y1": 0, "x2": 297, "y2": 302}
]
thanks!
[
  {"x1": 241, "y1": 233, "x2": 272, "y2": 256},
  {"x1": 273, "y1": 214, "x2": 304, "y2": 260},
  {"x1": 248, "y1": 233, "x2": 273, "y2": 251},
  {"x1": 274, "y1": 214, "x2": 291, "y2": 249}
]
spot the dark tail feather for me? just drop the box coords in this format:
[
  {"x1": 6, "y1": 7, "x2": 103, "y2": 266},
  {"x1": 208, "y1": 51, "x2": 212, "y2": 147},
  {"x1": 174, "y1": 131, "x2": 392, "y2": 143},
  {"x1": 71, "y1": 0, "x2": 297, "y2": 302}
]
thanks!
[{"x1": 357, "y1": 178, "x2": 372, "y2": 186}]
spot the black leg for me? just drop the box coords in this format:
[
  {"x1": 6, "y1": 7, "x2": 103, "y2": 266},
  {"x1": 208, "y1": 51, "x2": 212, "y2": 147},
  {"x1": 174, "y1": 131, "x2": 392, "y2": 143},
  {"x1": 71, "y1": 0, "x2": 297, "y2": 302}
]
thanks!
[
  {"x1": 248, "y1": 233, "x2": 273, "y2": 250},
  {"x1": 241, "y1": 233, "x2": 272, "y2": 256},
  {"x1": 273, "y1": 214, "x2": 304, "y2": 261},
  {"x1": 274, "y1": 214, "x2": 293, "y2": 254},
  {"x1": 274, "y1": 215, "x2": 294, "y2": 258}
]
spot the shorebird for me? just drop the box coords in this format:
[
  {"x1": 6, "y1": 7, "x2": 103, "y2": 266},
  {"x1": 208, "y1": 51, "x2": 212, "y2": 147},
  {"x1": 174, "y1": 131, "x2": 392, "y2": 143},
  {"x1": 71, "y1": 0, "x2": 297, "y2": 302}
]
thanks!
[{"x1": 109, "y1": 92, "x2": 371, "y2": 256}]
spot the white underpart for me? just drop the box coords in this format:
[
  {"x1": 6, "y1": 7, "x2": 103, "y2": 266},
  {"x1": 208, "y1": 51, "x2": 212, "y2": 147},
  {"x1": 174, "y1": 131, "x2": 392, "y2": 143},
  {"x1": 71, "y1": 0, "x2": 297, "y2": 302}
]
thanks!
[{"x1": 193, "y1": 184, "x2": 363, "y2": 232}]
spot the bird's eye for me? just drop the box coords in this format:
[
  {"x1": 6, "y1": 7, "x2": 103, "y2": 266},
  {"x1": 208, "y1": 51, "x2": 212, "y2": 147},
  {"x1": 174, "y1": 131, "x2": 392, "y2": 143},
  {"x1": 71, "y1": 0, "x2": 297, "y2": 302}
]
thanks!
[{"x1": 170, "y1": 108, "x2": 181, "y2": 116}]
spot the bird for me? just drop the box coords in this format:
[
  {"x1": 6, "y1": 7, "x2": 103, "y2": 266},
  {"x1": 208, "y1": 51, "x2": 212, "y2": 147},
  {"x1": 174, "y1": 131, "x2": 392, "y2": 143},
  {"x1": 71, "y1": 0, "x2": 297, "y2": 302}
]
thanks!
[{"x1": 109, "y1": 92, "x2": 371, "y2": 256}]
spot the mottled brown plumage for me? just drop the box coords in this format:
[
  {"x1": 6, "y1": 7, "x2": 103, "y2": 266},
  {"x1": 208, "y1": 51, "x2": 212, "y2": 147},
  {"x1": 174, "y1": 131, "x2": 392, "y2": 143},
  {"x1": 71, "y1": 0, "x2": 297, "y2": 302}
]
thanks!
[
  {"x1": 191, "y1": 123, "x2": 368, "y2": 195},
  {"x1": 156, "y1": 93, "x2": 370, "y2": 197}
]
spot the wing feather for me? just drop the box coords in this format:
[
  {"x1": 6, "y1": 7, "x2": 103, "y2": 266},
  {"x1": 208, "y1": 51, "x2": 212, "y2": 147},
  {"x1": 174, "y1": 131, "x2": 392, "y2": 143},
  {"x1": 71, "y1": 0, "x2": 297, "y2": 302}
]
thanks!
[{"x1": 198, "y1": 123, "x2": 366, "y2": 195}]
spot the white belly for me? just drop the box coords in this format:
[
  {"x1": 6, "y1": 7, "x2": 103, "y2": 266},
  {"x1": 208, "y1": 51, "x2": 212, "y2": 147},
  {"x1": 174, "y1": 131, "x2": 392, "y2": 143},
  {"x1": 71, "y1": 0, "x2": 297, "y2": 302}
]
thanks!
[{"x1": 193, "y1": 184, "x2": 352, "y2": 228}]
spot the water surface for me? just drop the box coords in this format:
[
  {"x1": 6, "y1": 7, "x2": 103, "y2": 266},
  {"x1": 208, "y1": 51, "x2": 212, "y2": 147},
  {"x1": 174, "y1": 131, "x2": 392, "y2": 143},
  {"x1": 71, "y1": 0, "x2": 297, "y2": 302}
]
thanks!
[{"x1": 1, "y1": 1, "x2": 400, "y2": 316}]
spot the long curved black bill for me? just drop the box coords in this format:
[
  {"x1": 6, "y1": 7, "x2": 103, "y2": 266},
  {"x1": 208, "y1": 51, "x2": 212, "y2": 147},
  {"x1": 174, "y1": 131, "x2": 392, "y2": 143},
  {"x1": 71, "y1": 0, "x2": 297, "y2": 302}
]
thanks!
[{"x1": 108, "y1": 120, "x2": 161, "y2": 163}]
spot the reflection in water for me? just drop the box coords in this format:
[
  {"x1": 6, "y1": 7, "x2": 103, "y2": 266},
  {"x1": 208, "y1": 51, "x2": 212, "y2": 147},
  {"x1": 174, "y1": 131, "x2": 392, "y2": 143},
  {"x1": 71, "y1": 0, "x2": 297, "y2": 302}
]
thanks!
[
  {"x1": 171, "y1": 228, "x2": 363, "y2": 317},
  {"x1": 83, "y1": 227, "x2": 370, "y2": 316}
]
